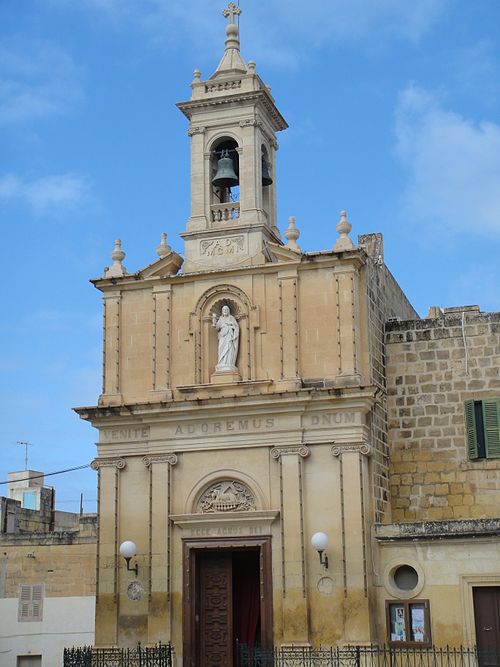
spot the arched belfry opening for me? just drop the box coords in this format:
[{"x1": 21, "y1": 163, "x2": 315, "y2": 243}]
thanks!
[
  {"x1": 211, "y1": 137, "x2": 240, "y2": 223},
  {"x1": 261, "y1": 144, "x2": 272, "y2": 220}
]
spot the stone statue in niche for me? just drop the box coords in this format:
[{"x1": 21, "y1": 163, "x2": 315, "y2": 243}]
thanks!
[
  {"x1": 198, "y1": 480, "x2": 256, "y2": 513},
  {"x1": 212, "y1": 305, "x2": 239, "y2": 372}
]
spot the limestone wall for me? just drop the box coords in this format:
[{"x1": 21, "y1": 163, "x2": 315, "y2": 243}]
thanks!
[
  {"x1": 386, "y1": 312, "x2": 500, "y2": 522},
  {"x1": 98, "y1": 251, "x2": 374, "y2": 406},
  {"x1": 0, "y1": 526, "x2": 97, "y2": 598}
]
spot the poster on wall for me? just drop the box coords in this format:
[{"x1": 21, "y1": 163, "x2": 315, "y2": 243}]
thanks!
[
  {"x1": 411, "y1": 604, "x2": 425, "y2": 642},
  {"x1": 390, "y1": 605, "x2": 406, "y2": 642}
]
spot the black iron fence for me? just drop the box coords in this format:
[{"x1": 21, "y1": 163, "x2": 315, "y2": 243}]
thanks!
[
  {"x1": 237, "y1": 645, "x2": 500, "y2": 667},
  {"x1": 63, "y1": 642, "x2": 172, "y2": 667}
]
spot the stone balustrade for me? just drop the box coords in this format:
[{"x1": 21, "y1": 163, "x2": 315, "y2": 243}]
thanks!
[{"x1": 211, "y1": 202, "x2": 240, "y2": 223}]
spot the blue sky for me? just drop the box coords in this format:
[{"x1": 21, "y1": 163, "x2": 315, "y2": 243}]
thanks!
[{"x1": 1, "y1": 0, "x2": 499, "y2": 512}]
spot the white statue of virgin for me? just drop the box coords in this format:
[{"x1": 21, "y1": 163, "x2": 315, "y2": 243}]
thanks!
[{"x1": 212, "y1": 305, "x2": 239, "y2": 372}]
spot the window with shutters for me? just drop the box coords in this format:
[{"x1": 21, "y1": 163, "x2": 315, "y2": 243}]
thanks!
[
  {"x1": 464, "y1": 399, "x2": 500, "y2": 460},
  {"x1": 18, "y1": 584, "x2": 44, "y2": 622}
]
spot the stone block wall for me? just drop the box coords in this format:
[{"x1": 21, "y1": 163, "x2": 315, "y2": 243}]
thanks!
[
  {"x1": 386, "y1": 311, "x2": 500, "y2": 522},
  {"x1": 359, "y1": 234, "x2": 419, "y2": 523}
]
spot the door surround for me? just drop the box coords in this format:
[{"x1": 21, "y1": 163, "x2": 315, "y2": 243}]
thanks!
[
  {"x1": 182, "y1": 535, "x2": 273, "y2": 667},
  {"x1": 460, "y1": 574, "x2": 500, "y2": 646}
]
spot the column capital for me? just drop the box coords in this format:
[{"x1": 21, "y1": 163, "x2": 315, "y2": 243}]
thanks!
[
  {"x1": 91, "y1": 457, "x2": 127, "y2": 470},
  {"x1": 331, "y1": 442, "x2": 371, "y2": 458},
  {"x1": 270, "y1": 445, "x2": 310, "y2": 460},
  {"x1": 188, "y1": 125, "x2": 206, "y2": 136},
  {"x1": 143, "y1": 453, "x2": 178, "y2": 467}
]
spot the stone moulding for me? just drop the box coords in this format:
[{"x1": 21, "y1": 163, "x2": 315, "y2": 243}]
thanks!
[
  {"x1": 375, "y1": 518, "x2": 500, "y2": 541},
  {"x1": 142, "y1": 453, "x2": 178, "y2": 467},
  {"x1": 331, "y1": 443, "x2": 372, "y2": 457},
  {"x1": 90, "y1": 457, "x2": 126, "y2": 470},
  {"x1": 270, "y1": 445, "x2": 310, "y2": 459}
]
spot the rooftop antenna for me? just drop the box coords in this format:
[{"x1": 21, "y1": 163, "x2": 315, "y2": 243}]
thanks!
[{"x1": 17, "y1": 441, "x2": 33, "y2": 470}]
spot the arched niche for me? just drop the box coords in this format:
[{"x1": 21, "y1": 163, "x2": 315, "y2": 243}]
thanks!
[{"x1": 190, "y1": 284, "x2": 258, "y2": 384}]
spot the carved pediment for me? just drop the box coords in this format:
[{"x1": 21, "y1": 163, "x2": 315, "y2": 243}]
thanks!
[
  {"x1": 138, "y1": 251, "x2": 184, "y2": 278},
  {"x1": 266, "y1": 241, "x2": 301, "y2": 263},
  {"x1": 197, "y1": 480, "x2": 256, "y2": 513}
]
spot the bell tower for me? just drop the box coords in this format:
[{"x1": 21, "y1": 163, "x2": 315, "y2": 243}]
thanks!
[{"x1": 177, "y1": 3, "x2": 288, "y2": 272}]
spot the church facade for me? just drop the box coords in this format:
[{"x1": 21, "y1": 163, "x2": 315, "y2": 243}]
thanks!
[{"x1": 75, "y1": 5, "x2": 500, "y2": 664}]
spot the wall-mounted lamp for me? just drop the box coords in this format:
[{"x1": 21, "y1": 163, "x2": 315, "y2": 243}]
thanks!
[
  {"x1": 311, "y1": 532, "x2": 329, "y2": 569},
  {"x1": 119, "y1": 540, "x2": 138, "y2": 576}
]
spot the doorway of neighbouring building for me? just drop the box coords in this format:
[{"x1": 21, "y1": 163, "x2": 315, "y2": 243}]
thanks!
[
  {"x1": 473, "y1": 587, "x2": 500, "y2": 667},
  {"x1": 17, "y1": 657, "x2": 42, "y2": 667},
  {"x1": 183, "y1": 537, "x2": 273, "y2": 667}
]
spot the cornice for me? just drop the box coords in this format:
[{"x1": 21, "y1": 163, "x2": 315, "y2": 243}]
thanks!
[
  {"x1": 74, "y1": 385, "x2": 378, "y2": 424},
  {"x1": 177, "y1": 90, "x2": 288, "y2": 132},
  {"x1": 90, "y1": 247, "x2": 368, "y2": 292}
]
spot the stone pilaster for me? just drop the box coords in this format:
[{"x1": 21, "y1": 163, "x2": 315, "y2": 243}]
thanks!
[
  {"x1": 151, "y1": 285, "x2": 173, "y2": 401},
  {"x1": 187, "y1": 126, "x2": 207, "y2": 232},
  {"x1": 333, "y1": 265, "x2": 361, "y2": 385},
  {"x1": 331, "y1": 443, "x2": 373, "y2": 643},
  {"x1": 271, "y1": 445, "x2": 310, "y2": 643},
  {"x1": 143, "y1": 454, "x2": 178, "y2": 643},
  {"x1": 276, "y1": 270, "x2": 300, "y2": 391},
  {"x1": 91, "y1": 457, "x2": 126, "y2": 646},
  {"x1": 100, "y1": 290, "x2": 122, "y2": 406}
]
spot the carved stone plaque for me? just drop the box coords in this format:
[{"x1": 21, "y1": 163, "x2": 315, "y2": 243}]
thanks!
[
  {"x1": 127, "y1": 580, "x2": 145, "y2": 601},
  {"x1": 201, "y1": 236, "x2": 244, "y2": 257},
  {"x1": 198, "y1": 480, "x2": 255, "y2": 513}
]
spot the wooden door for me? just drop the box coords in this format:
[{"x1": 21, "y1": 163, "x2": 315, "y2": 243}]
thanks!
[
  {"x1": 198, "y1": 553, "x2": 233, "y2": 667},
  {"x1": 474, "y1": 587, "x2": 500, "y2": 667}
]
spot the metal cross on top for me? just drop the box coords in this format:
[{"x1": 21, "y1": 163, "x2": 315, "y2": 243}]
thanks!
[{"x1": 222, "y1": 2, "x2": 241, "y2": 25}]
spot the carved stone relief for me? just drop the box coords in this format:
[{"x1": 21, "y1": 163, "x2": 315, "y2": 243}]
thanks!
[
  {"x1": 198, "y1": 480, "x2": 256, "y2": 513},
  {"x1": 201, "y1": 236, "x2": 245, "y2": 257}
]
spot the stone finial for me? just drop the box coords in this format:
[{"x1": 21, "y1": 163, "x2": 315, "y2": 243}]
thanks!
[
  {"x1": 192, "y1": 69, "x2": 201, "y2": 84},
  {"x1": 156, "y1": 232, "x2": 171, "y2": 258},
  {"x1": 247, "y1": 61, "x2": 256, "y2": 74},
  {"x1": 222, "y1": 2, "x2": 241, "y2": 27},
  {"x1": 285, "y1": 216, "x2": 301, "y2": 253},
  {"x1": 105, "y1": 239, "x2": 127, "y2": 278},
  {"x1": 223, "y1": 2, "x2": 241, "y2": 49},
  {"x1": 333, "y1": 210, "x2": 355, "y2": 252}
]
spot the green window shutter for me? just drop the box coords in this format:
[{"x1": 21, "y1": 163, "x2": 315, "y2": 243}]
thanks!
[
  {"x1": 483, "y1": 399, "x2": 500, "y2": 459},
  {"x1": 464, "y1": 399, "x2": 478, "y2": 459}
]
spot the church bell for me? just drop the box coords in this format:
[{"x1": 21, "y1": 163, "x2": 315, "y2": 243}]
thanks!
[
  {"x1": 261, "y1": 158, "x2": 273, "y2": 186},
  {"x1": 212, "y1": 150, "x2": 239, "y2": 188}
]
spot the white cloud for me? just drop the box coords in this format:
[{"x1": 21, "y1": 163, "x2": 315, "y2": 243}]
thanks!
[
  {"x1": 395, "y1": 84, "x2": 500, "y2": 235},
  {"x1": 0, "y1": 38, "x2": 83, "y2": 124},
  {"x1": 50, "y1": 0, "x2": 448, "y2": 66},
  {"x1": 0, "y1": 172, "x2": 93, "y2": 215}
]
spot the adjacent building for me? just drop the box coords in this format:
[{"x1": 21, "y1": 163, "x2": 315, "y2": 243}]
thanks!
[{"x1": 0, "y1": 472, "x2": 97, "y2": 667}]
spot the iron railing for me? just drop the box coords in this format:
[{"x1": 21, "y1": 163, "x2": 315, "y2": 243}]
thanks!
[
  {"x1": 63, "y1": 642, "x2": 172, "y2": 667},
  {"x1": 237, "y1": 645, "x2": 500, "y2": 667}
]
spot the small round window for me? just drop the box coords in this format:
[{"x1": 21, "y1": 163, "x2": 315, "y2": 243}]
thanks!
[{"x1": 393, "y1": 564, "x2": 419, "y2": 591}]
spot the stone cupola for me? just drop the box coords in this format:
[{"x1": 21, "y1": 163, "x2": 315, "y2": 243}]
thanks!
[{"x1": 177, "y1": 2, "x2": 288, "y2": 272}]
